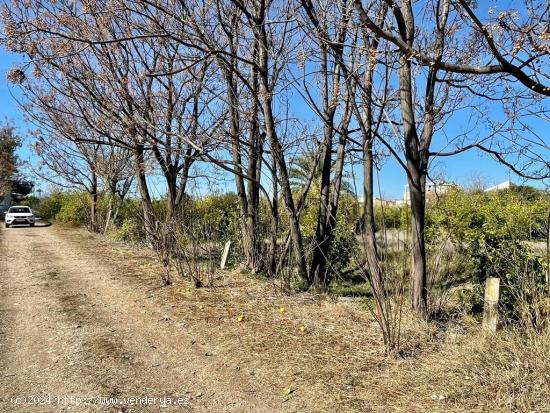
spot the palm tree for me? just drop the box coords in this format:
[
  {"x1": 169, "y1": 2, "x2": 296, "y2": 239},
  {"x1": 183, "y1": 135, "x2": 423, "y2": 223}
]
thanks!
[{"x1": 289, "y1": 147, "x2": 354, "y2": 194}]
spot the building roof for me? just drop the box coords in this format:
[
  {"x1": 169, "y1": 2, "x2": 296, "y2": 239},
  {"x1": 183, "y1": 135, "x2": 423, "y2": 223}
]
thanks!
[{"x1": 484, "y1": 180, "x2": 512, "y2": 192}]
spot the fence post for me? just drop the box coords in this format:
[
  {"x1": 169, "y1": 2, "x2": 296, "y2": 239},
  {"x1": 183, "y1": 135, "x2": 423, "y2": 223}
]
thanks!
[
  {"x1": 482, "y1": 277, "x2": 500, "y2": 332},
  {"x1": 220, "y1": 241, "x2": 231, "y2": 269}
]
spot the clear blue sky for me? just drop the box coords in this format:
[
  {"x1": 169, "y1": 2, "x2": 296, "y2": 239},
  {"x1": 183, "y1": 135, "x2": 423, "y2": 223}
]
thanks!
[
  {"x1": 0, "y1": 51, "x2": 25, "y2": 127},
  {"x1": 1, "y1": 35, "x2": 548, "y2": 200}
]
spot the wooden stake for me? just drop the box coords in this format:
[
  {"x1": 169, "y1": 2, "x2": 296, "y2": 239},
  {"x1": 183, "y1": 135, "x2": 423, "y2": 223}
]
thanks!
[
  {"x1": 483, "y1": 277, "x2": 500, "y2": 332},
  {"x1": 220, "y1": 241, "x2": 231, "y2": 269}
]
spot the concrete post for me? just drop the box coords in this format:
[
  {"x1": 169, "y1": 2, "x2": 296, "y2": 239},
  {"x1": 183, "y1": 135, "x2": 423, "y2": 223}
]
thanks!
[
  {"x1": 220, "y1": 241, "x2": 231, "y2": 269},
  {"x1": 483, "y1": 277, "x2": 500, "y2": 332}
]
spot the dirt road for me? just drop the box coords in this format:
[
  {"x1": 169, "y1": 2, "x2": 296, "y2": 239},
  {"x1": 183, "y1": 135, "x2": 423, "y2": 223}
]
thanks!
[
  {"x1": 0, "y1": 225, "x2": 282, "y2": 412},
  {"x1": 2, "y1": 224, "x2": 547, "y2": 413}
]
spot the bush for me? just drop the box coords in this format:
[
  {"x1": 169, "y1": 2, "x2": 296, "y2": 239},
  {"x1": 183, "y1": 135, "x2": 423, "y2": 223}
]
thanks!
[
  {"x1": 108, "y1": 216, "x2": 145, "y2": 243},
  {"x1": 374, "y1": 204, "x2": 410, "y2": 230},
  {"x1": 427, "y1": 187, "x2": 548, "y2": 282},
  {"x1": 56, "y1": 195, "x2": 89, "y2": 225},
  {"x1": 455, "y1": 284, "x2": 484, "y2": 315},
  {"x1": 300, "y1": 188, "x2": 359, "y2": 282},
  {"x1": 489, "y1": 240, "x2": 548, "y2": 333},
  {"x1": 38, "y1": 191, "x2": 66, "y2": 220},
  {"x1": 427, "y1": 187, "x2": 549, "y2": 331},
  {"x1": 18, "y1": 195, "x2": 41, "y2": 211},
  {"x1": 181, "y1": 193, "x2": 242, "y2": 244},
  {"x1": 38, "y1": 191, "x2": 90, "y2": 226}
]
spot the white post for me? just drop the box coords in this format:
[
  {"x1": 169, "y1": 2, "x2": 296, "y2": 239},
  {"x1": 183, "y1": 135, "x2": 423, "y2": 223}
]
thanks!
[
  {"x1": 220, "y1": 241, "x2": 231, "y2": 269},
  {"x1": 483, "y1": 277, "x2": 500, "y2": 332}
]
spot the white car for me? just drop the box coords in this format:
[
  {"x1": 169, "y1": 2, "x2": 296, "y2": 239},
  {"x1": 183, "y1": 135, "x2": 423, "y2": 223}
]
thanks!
[{"x1": 4, "y1": 206, "x2": 36, "y2": 228}]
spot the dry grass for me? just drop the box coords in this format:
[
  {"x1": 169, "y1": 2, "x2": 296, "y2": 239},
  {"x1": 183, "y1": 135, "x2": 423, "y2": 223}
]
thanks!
[
  {"x1": 66, "y1": 227, "x2": 550, "y2": 412},
  {"x1": 379, "y1": 328, "x2": 550, "y2": 412}
]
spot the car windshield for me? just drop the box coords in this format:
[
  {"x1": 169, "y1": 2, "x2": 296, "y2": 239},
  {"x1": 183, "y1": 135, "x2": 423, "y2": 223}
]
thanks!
[{"x1": 9, "y1": 207, "x2": 31, "y2": 214}]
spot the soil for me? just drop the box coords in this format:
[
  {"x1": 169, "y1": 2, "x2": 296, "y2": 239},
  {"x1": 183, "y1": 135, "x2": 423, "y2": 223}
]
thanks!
[
  {"x1": 2, "y1": 225, "x2": 541, "y2": 413},
  {"x1": 0, "y1": 225, "x2": 284, "y2": 412}
]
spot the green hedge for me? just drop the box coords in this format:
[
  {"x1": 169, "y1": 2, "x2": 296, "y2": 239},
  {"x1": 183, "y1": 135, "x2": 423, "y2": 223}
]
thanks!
[{"x1": 38, "y1": 191, "x2": 90, "y2": 225}]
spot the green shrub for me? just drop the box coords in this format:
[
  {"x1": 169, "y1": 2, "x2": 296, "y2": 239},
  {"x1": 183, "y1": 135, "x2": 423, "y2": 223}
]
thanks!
[
  {"x1": 455, "y1": 284, "x2": 484, "y2": 315},
  {"x1": 181, "y1": 193, "x2": 241, "y2": 243},
  {"x1": 427, "y1": 187, "x2": 549, "y2": 331},
  {"x1": 38, "y1": 191, "x2": 90, "y2": 226},
  {"x1": 427, "y1": 187, "x2": 548, "y2": 282},
  {"x1": 38, "y1": 191, "x2": 66, "y2": 220},
  {"x1": 374, "y1": 204, "x2": 410, "y2": 230},
  {"x1": 300, "y1": 188, "x2": 359, "y2": 282},
  {"x1": 18, "y1": 195, "x2": 41, "y2": 211},
  {"x1": 108, "y1": 216, "x2": 145, "y2": 243},
  {"x1": 56, "y1": 193, "x2": 90, "y2": 225}
]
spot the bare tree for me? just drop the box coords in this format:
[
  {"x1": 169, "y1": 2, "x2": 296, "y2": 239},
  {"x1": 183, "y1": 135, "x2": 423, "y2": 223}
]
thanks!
[
  {"x1": 350, "y1": 0, "x2": 550, "y2": 317},
  {"x1": 298, "y1": 0, "x2": 356, "y2": 286},
  {"x1": 3, "y1": 0, "x2": 547, "y2": 301},
  {"x1": 94, "y1": 145, "x2": 133, "y2": 234},
  {"x1": 34, "y1": 133, "x2": 101, "y2": 231},
  {"x1": 2, "y1": 0, "x2": 217, "y2": 228}
]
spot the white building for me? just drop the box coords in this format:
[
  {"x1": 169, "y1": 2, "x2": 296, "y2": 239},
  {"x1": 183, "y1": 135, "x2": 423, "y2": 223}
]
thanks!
[
  {"x1": 484, "y1": 180, "x2": 512, "y2": 192},
  {"x1": 403, "y1": 179, "x2": 455, "y2": 203},
  {"x1": 374, "y1": 197, "x2": 397, "y2": 207}
]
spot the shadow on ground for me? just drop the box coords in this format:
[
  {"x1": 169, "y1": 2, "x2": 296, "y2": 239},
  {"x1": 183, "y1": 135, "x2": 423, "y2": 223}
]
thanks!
[{"x1": 4, "y1": 221, "x2": 52, "y2": 229}]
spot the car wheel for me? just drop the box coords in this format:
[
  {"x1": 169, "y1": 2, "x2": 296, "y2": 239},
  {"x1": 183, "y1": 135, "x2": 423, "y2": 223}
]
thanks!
[
  {"x1": 5, "y1": 223, "x2": 10, "y2": 228},
  {"x1": 30, "y1": 223, "x2": 35, "y2": 227}
]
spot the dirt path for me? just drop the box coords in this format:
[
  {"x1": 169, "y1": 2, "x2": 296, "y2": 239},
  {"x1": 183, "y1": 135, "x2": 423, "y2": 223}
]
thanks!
[{"x1": 0, "y1": 225, "x2": 282, "y2": 412}]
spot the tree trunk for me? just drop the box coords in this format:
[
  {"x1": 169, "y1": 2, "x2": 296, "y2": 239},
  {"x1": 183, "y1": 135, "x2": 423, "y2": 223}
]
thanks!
[
  {"x1": 309, "y1": 43, "x2": 342, "y2": 287},
  {"x1": 408, "y1": 170, "x2": 428, "y2": 318},
  {"x1": 165, "y1": 168, "x2": 178, "y2": 221},
  {"x1": 243, "y1": 205, "x2": 261, "y2": 272},
  {"x1": 398, "y1": 42, "x2": 429, "y2": 317},
  {"x1": 268, "y1": 158, "x2": 279, "y2": 277},
  {"x1": 110, "y1": 197, "x2": 122, "y2": 232},
  {"x1": 266, "y1": 116, "x2": 309, "y2": 284},
  {"x1": 103, "y1": 192, "x2": 113, "y2": 235},
  {"x1": 363, "y1": 140, "x2": 383, "y2": 288},
  {"x1": 311, "y1": 127, "x2": 349, "y2": 287},
  {"x1": 134, "y1": 145, "x2": 155, "y2": 242},
  {"x1": 226, "y1": 75, "x2": 256, "y2": 272},
  {"x1": 90, "y1": 170, "x2": 98, "y2": 233},
  {"x1": 310, "y1": 126, "x2": 333, "y2": 287},
  {"x1": 244, "y1": 39, "x2": 264, "y2": 273},
  {"x1": 220, "y1": 29, "x2": 264, "y2": 274},
  {"x1": 255, "y1": 18, "x2": 309, "y2": 284}
]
